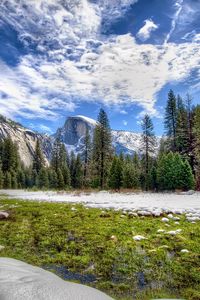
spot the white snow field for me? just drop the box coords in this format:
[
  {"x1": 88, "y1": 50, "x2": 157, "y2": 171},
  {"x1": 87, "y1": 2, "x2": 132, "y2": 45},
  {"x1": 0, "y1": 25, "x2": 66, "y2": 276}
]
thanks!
[
  {"x1": 0, "y1": 190, "x2": 200, "y2": 218},
  {"x1": 0, "y1": 258, "x2": 113, "y2": 300}
]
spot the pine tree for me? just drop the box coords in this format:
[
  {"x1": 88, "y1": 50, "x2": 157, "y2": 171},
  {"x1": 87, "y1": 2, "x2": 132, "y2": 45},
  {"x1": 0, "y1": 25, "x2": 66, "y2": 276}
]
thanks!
[
  {"x1": 82, "y1": 127, "x2": 91, "y2": 186},
  {"x1": 3, "y1": 171, "x2": 12, "y2": 189},
  {"x1": 33, "y1": 139, "x2": 45, "y2": 174},
  {"x1": 57, "y1": 168, "x2": 65, "y2": 189},
  {"x1": 73, "y1": 155, "x2": 83, "y2": 189},
  {"x1": 92, "y1": 109, "x2": 113, "y2": 188},
  {"x1": 48, "y1": 169, "x2": 58, "y2": 189},
  {"x1": 193, "y1": 105, "x2": 200, "y2": 189},
  {"x1": 0, "y1": 160, "x2": 3, "y2": 189},
  {"x1": 51, "y1": 136, "x2": 62, "y2": 173},
  {"x1": 176, "y1": 95, "x2": 188, "y2": 155},
  {"x1": 141, "y1": 114, "x2": 156, "y2": 191},
  {"x1": 181, "y1": 159, "x2": 195, "y2": 191},
  {"x1": 123, "y1": 162, "x2": 140, "y2": 189},
  {"x1": 109, "y1": 156, "x2": 123, "y2": 190},
  {"x1": 70, "y1": 151, "x2": 76, "y2": 188},
  {"x1": 17, "y1": 168, "x2": 26, "y2": 189},
  {"x1": 37, "y1": 168, "x2": 49, "y2": 189},
  {"x1": 165, "y1": 89, "x2": 177, "y2": 151},
  {"x1": 1, "y1": 138, "x2": 20, "y2": 173}
]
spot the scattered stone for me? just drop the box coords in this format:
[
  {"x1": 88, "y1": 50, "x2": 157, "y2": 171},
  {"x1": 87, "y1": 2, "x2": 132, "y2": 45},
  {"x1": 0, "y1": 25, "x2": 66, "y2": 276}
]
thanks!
[
  {"x1": 128, "y1": 212, "x2": 138, "y2": 217},
  {"x1": 110, "y1": 235, "x2": 118, "y2": 242},
  {"x1": 120, "y1": 215, "x2": 126, "y2": 218},
  {"x1": 165, "y1": 224, "x2": 170, "y2": 227},
  {"x1": 0, "y1": 211, "x2": 9, "y2": 220},
  {"x1": 71, "y1": 207, "x2": 77, "y2": 211},
  {"x1": 166, "y1": 229, "x2": 182, "y2": 236},
  {"x1": 100, "y1": 212, "x2": 111, "y2": 218},
  {"x1": 157, "y1": 229, "x2": 165, "y2": 233},
  {"x1": 133, "y1": 235, "x2": 146, "y2": 241},
  {"x1": 137, "y1": 211, "x2": 152, "y2": 217},
  {"x1": 167, "y1": 214, "x2": 173, "y2": 219},
  {"x1": 161, "y1": 217, "x2": 169, "y2": 223},
  {"x1": 187, "y1": 216, "x2": 200, "y2": 222},
  {"x1": 181, "y1": 249, "x2": 189, "y2": 253},
  {"x1": 0, "y1": 245, "x2": 5, "y2": 251},
  {"x1": 175, "y1": 222, "x2": 180, "y2": 225}
]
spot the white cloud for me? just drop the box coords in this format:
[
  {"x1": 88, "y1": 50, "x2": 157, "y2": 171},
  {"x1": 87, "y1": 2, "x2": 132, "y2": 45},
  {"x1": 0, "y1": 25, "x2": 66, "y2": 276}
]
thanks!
[
  {"x1": 0, "y1": 0, "x2": 200, "y2": 121},
  {"x1": 137, "y1": 19, "x2": 158, "y2": 41}
]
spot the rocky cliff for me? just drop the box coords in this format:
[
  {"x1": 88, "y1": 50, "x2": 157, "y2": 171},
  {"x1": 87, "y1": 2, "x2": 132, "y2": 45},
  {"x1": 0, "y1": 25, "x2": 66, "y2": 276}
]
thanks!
[{"x1": 0, "y1": 115, "x2": 52, "y2": 167}]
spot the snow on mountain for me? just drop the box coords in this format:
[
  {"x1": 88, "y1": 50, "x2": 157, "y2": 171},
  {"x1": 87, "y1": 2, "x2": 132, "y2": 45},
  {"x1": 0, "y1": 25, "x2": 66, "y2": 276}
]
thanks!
[{"x1": 55, "y1": 115, "x2": 158, "y2": 156}]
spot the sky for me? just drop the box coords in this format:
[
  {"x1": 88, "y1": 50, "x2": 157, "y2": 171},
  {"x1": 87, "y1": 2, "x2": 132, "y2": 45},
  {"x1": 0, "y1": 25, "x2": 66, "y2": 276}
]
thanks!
[{"x1": 0, "y1": 0, "x2": 200, "y2": 135}]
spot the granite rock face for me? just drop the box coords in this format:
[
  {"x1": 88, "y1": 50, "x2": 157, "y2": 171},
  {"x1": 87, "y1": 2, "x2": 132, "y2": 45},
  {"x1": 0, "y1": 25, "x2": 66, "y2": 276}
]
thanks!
[
  {"x1": 0, "y1": 258, "x2": 114, "y2": 300},
  {"x1": 0, "y1": 115, "x2": 52, "y2": 167}
]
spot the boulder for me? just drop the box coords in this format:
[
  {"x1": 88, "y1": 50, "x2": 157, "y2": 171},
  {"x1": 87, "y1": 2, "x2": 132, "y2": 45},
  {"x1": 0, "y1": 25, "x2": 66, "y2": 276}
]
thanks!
[
  {"x1": 0, "y1": 211, "x2": 9, "y2": 219},
  {"x1": 0, "y1": 258, "x2": 114, "y2": 300}
]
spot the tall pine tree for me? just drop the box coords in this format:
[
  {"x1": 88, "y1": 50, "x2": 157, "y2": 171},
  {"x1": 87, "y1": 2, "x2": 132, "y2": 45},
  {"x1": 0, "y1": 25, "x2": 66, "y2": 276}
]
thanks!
[
  {"x1": 141, "y1": 114, "x2": 156, "y2": 191},
  {"x1": 92, "y1": 109, "x2": 113, "y2": 188},
  {"x1": 165, "y1": 89, "x2": 177, "y2": 151}
]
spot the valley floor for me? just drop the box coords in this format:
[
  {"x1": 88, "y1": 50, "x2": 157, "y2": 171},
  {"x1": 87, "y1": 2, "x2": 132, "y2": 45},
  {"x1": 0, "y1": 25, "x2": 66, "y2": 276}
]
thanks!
[{"x1": 0, "y1": 192, "x2": 200, "y2": 299}]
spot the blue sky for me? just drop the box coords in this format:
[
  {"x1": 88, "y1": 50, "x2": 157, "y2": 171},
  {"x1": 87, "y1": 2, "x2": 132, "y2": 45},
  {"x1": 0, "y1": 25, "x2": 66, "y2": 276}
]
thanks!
[{"x1": 0, "y1": 0, "x2": 200, "y2": 135}]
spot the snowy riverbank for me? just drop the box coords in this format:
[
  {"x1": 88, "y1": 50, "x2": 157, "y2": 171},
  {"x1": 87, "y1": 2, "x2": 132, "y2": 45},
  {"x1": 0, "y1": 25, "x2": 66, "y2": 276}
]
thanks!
[{"x1": 1, "y1": 190, "x2": 200, "y2": 217}]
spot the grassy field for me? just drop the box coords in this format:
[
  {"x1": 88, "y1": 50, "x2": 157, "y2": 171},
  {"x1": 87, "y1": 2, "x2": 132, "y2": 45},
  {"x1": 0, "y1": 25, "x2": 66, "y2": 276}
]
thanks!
[{"x1": 0, "y1": 197, "x2": 200, "y2": 300}]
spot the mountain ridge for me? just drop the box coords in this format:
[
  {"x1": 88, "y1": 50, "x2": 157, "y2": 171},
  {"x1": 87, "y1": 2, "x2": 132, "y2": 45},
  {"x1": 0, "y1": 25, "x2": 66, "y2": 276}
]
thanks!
[{"x1": 0, "y1": 114, "x2": 158, "y2": 166}]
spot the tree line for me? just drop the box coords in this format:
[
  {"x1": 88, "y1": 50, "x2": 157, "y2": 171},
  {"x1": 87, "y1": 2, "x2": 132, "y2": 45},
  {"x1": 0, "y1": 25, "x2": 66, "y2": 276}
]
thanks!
[{"x1": 0, "y1": 90, "x2": 199, "y2": 191}]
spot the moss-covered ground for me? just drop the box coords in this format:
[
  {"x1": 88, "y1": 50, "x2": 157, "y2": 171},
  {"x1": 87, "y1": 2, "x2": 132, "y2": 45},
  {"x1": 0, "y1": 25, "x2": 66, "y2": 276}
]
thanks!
[{"x1": 0, "y1": 198, "x2": 199, "y2": 300}]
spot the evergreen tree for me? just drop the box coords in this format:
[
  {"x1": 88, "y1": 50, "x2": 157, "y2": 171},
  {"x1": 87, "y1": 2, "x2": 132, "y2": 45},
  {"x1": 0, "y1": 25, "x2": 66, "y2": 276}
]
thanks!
[
  {"x1": 165, "y1": 89, "x2": 177, "y2": 151},
  {"x1": 70, "y1": 151, "x2": 76, "y2": 188},
  {"x1": 11, "y1": 171, "x2": 18, "y2": 189},
  {"x1": 17, "y1": 168, "x2": 26, "y2": 189},
  {"x1": 193, "y1": 105, "x2": 200, "y2": 189},
  {"x1": 176, "y1": 95, "x2": 188, "y2": 155},
  {"x1": 123, "y1": 162, "x2": 140, "y2": 189},
  {"x1": 181, "y1": 159, "x2": 195, "y2": 191},
  {"x1": 0, "y1": 161, "x2": 3, "y2": 189},
  {"x1": 51, "y1": 136, "x2": 62, "y2": 173},
  {"x1": 48, "y1": 169, "x2": 58, "y2": 189},
  {"x1": 141, "y1": 114, "x2": 156, "y2": 191},
  {"x1": 82, "y1": 127, "x2": 91, "y2": 186},
  {"x1": 73, "y1": 155, "x2": 83, "y2": 189},
  {"x1": 109, "y1": 156, "x2": 123, "y2": 190},
  {"x1": 57, "y1": 168, "x2": 65, "y2": 189},
  {"x1": 1, "y1": 138, "x2": 20, "y2": 173},
  {"x1": 37, "y1": 168, "x2": 49, "y2": 189},
  {"x1": 3, "y1": 171, "x2": 12, "y2": 189},
  {"x1": 33, "y1": 139, "x2": 45, "y2": 174},
  {"x1": 92, "y1": 109, "x2": 113, "y2": 188}
]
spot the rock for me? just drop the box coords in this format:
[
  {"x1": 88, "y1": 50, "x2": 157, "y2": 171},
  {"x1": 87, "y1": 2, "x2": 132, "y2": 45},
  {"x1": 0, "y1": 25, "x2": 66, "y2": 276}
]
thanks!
[
  {"x1": 0, "y1": 258, "x2": 114, "y2": 300},
  {"x1": 166, "y1": 229, "x2": 182, "y2": 236},
  {"x1": 157, "y1": 229, "x2": 165, "y2": 233},
  {"x1": 137, "y1": 210, "x2": 152, "y2": 216},
  {"x1": 174, "y1": 222, "x2": 180, "y2": 225},
  {"x1": 181, "y1": 249, "x2": 189, "y2": 253},
  {"x1": 0, "y1": 211, "x2": 9, "y2": 219},
  {"x1": 133, "y1": 235, "x2": 146, "y2": 241},
  {"x1": 128, "y1": 212, "x2": 138, "y2": 217},
  {"x1": 0, "y1": 245, "x2": 5, "y2": 251},
  {"x1": 110, "y1": 235, "x2": 118, "y2": 242},
  {"x1": 161, "y1": 217, "x2": 169, "y2": 223},
  {"x1": 167, "y1": 214, "x2": 174, "y2": 219},
  {"x1": 187, "y1": 216, "x2": 200, "y2": 222}
]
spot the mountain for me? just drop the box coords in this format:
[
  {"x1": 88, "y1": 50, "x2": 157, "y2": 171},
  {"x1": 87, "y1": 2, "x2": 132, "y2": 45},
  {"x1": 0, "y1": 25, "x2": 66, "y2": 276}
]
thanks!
[
  {"x1": 0, "y1": 114, "x2": 159, "y2": 166},
  {"x1": 55, "y1": 115, "x2": 156, "y2": 156},
  {"x1": 0, "y1": 115, "x2": 52, "y2": 167}
]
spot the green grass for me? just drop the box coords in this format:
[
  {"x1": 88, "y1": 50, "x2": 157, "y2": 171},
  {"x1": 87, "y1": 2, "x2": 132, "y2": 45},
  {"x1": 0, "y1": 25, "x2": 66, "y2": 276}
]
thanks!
[{"x1": 0, "y1": 198, "x2": 199, "y2": 300}]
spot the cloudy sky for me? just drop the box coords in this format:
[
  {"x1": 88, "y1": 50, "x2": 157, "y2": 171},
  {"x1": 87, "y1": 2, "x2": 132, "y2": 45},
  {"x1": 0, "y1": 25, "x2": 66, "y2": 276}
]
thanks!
[{"x1": 0, "y1": 0, "x2": 200, "y2": 134}]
